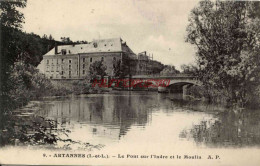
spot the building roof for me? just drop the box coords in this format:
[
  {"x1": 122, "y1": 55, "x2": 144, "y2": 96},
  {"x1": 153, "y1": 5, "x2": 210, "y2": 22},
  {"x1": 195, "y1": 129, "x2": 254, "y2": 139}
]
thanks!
[{"x1": 44, "y1": 38, "x2": 135, "y2": 56}]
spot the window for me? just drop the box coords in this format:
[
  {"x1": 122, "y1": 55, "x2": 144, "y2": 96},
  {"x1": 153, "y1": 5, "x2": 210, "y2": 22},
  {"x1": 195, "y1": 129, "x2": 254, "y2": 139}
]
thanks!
[
  {"x1": 46, "y1": 66, "x2": 49, "y2": 71},
  {"x1": 61, "y1": 71, "x2": 64, "y2": 75},
  {"x1": 47, "y1": 60, "x2": 49, "y2": 64},
  {"x1": 56, "y1": 66, "x2": 59, "y2": 71},
  {"x1": 69, "y1": 71, "x2": 71, "y2": 78},
  {"x1": 113, "y1": 57, "x2": 116, "y2": 61},
  {"x1": 90, "y1": 58, "x2": 92, "y2": 62},
  {"x1": 57, "y1": 59, "x2": 58, "y2": 64},
  {"x1": 101, "y1": 57, "x2": 104, "y2": 61},
  {"x1": 77, "y1": 71, "x2": 78, "y2": 75},
  {"x1": 61, "y1": 49, "x2": 67, "y2": 55},
  {"x1": 83, "y1": 70, "x2": 85, "y2": 74},
  {"x1": 62, "y1": 59, "x2": 64, "y2": 63},
  {"x1": 51, "y1": 66, "x2": 54, "y2": 72},
  {"x1": 69, "y1": 60, "x2": 72, "y2": 63},
  {"x1": 93, "y1": 42, "x2": 98, "y2": 48},
  {"x1": 83, "y1": 64, "x2": 85, "y2": 69},
  {"x1": 69, "y1": 65, "x2": 71, "y2": 69},
  {"x1": 83, "y1": 58, "x2": 85, "y2": 62}
]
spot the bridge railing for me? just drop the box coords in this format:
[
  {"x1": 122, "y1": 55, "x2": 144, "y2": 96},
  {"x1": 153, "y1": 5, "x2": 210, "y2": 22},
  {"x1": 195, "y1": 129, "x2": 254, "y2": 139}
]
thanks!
[{"x1": 132, "y1": 74, "x2": 196, "y2": 79}]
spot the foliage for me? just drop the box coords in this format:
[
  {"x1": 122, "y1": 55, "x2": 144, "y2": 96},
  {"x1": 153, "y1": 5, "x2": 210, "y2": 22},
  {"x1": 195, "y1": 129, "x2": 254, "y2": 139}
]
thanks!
[
  {"x1": 0, "y1": 0, "x2": 28, "y2": 131},
  {"x1": 0, "y1": 0, "x2": 92, "y2": 147},
  {"x1": 113, "y1": 60, "x2": 127, "y2": 78},
  {"x1": 160, "y1": 65, "x2": 180, "y2": 76},
  {"x1": 0, "y1": 0, "x2": 27, "y2": 29},
  {"x1": 88, "y1": 60, "x2": 107, "y2": 82},
  {"x1": 186, "y1": 0, "x2": 260, "y2": 107},
  {"x1": 72, "y1": 80, "x2": 91, "y2": 94},
  {"x1": 187, "y1": 85, "x2": 229, "y2": 104},
  {"x1": 60, "y1": 37, "x2": 73, "y2": 44},
  {"x1": 113, "y1": 56, "x2": 133, "y2": 78},
  {"x1": 180, "y1": 64, "x2": 198, "y2": 75}
]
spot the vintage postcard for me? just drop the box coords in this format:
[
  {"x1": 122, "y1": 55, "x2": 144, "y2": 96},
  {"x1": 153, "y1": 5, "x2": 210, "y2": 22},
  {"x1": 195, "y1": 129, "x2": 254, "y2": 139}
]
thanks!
[{"x1": 0, "y1": 0, "x2": 260, "y2": 165}]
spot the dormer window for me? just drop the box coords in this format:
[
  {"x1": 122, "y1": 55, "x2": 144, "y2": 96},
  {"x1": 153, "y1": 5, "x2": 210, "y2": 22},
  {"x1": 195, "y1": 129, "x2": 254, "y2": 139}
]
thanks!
[
  {"x1": 61, "y1": 49, "x2": 67, "y2": 55},
  {"x1": 93, "y1": 42, "x2": 98, "y2": 48}
]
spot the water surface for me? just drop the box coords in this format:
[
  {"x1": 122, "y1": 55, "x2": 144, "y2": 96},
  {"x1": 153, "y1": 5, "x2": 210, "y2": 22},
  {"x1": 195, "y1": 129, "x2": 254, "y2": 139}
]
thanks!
[{"x1": 34, "y1": 91, "x2": 260, "y2": 150}]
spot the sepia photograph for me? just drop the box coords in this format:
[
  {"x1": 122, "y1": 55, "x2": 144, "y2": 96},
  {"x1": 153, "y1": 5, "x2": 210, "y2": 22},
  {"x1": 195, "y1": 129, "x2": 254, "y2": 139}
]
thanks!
[{"x1": 0, "y1": 0, "x2": 260, "y2": 165}]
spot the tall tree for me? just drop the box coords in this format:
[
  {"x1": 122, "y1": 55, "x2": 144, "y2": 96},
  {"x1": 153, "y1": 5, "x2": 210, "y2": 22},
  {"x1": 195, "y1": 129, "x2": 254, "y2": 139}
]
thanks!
[
  {"x1": 0, "y1": 1, "x2": 27, "y2": 100},
  {"x1": 88, "y1": 60, "x2": 107, "y2": 82},
  {"x1": 0, "y1": 0, "x2": 27, "y2": 131},
  {"x1": 48, "y1": 34, "x2": 54, "y2": 40},
  {"x1": 186, "y1": 0, "x2": 260, "y2": 107}
]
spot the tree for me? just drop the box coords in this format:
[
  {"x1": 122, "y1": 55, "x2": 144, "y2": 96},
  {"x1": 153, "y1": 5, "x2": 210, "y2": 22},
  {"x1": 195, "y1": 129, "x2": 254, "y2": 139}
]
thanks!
[
  {"x1": 0, "y1": 0, "x2": 27, "y2": 127},
  {"x1": 0, "y1": 0, "x2": 27, "y2": 29},
  {"x1": 160, "y1": 65, "x2": 180, "y2": 76},
  {"x1": 48, "y1": 34, "x2": 54, "y2": 41},
  {"x1": 60, "y1": 37, "x2": 73, "y2": 44},
  {"x1": 186, "y1": 0, "x2": 260, "y2": 107},
  {"x1": 113, "y1": 57, "x2": 132, "y2": 78},
  {"x1": 88, "y1": 60, "x2": 107, "y2": 82},
  {"x1": 42, "y1": 34, "x2": 48, "y2": 39},
  {"x1": 180, "y1": 64, "x2": 198, "y2": 75}
]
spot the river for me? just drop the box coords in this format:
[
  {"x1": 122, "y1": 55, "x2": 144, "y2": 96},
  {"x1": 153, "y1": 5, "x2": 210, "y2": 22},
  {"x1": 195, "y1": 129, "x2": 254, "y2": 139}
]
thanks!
[
  {"x1": 34, "y1": 91, "x2": 260, "y2": 149},
  {"x1": 1, "y1": 91, "x2": 260, "y2": 165}
]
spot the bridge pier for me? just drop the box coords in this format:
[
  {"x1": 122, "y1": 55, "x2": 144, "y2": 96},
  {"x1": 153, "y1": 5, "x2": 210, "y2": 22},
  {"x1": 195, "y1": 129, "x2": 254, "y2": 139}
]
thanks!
[
  {"x1": 182, "y1": 84, "x2": 189, "y2": 100},
  {"x1": 158, "y1": 86, "x2": 168, "y2": 93}
]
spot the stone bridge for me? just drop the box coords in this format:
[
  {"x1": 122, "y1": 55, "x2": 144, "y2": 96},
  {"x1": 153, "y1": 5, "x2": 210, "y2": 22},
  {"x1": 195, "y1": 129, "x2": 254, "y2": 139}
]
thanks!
[{"x1": 130, "y1": 75, "x2": 202, "y2": 95}]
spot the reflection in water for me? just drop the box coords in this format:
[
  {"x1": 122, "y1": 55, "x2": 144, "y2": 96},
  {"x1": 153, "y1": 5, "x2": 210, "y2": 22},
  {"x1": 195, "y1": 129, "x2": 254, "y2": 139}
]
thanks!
[
  {"x1": 35, "y1": 91, "x2": 260, "y2": 149},
  {"x1": 181, "y1": 110, "x2": 260, "y2": 147}
]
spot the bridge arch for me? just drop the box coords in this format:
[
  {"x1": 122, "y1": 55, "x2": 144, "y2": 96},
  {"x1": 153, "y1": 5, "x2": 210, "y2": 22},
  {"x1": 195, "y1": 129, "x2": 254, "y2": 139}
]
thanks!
[
  {"x1": 129, "y1": 75, "x2": 202, "y2": 93},
  {"x1": 167, "y1": 79, "x2": 202, "y2": 87}
]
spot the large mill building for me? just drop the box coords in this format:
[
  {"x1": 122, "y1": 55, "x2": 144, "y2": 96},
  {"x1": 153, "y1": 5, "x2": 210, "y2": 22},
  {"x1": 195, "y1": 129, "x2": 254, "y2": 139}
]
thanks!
[{"x1": 39, "y1": 38, "x2": 163, "y2": 79}]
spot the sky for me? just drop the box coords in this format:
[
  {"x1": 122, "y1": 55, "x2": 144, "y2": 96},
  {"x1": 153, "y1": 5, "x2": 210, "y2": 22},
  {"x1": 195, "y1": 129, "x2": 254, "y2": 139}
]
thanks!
[{"x1": 21, "y1": 0, "x2": 200, "y2": 70}]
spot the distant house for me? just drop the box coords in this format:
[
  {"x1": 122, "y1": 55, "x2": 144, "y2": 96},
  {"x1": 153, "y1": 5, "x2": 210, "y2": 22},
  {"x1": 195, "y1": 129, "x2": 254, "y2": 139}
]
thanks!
[{"x1": 38, "y1": 37, "x2": 164, "y2": 79}]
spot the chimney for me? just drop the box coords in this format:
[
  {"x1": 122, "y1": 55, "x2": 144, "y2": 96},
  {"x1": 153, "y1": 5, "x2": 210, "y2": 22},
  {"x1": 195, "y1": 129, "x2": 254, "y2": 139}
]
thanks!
[{"x1": 55, "y1": 44, "x2": 58, "y2": 54}]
